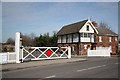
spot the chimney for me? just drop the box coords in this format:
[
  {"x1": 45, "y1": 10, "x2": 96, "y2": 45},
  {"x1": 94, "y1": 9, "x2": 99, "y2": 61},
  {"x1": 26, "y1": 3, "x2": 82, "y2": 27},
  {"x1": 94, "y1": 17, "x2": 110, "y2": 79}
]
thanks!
[{"x1": 92, "y1": 21, "x2": 98, "y2": 27}]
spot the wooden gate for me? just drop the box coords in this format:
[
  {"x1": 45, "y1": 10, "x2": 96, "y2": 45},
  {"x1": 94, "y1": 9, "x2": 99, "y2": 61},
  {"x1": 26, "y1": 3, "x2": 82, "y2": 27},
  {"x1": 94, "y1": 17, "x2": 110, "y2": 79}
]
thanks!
[{"x1": 21, "y1": 46, "x2": 71, "y2": 62}]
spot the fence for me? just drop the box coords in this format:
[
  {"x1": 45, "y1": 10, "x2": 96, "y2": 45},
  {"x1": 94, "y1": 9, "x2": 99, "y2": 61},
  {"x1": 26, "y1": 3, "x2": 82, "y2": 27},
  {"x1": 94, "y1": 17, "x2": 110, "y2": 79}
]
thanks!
[
  {"x1": 21, "y1": 46, "x2": 71, "y2": 62},
  {"x1": 0, "y1": 32, "x2": 71, "y2": 64},
  {"x1": 87, "y1": 48, "x2": 111, "y2": 57},
  {"x1": 0, "y1": 52, "x2": 16, "y2": 64}
]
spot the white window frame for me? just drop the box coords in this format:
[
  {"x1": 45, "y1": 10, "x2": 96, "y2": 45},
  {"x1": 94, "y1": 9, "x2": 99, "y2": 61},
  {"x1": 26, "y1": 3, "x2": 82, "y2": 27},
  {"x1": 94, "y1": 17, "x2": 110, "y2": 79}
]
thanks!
[
  {"x1": 84, "y1": 45, "x2": 87, "y2": 49},
  {"x1": 99, "y1": 36, "x2": 102, "y2": 42},
  {"x1": 57, "y1": 36, "x2": 61, "y2": 43},
  {"x1": 109, "y1": 37, "x2": 111, "y2": 42},
  {"x1": 62, "y1": 35, "x2": 66, "y2": 43},
  {"x1": 115, "y1": 37, "x2": 117, "y2": 41},
  {"x1": 73, "y1": 34, "x2": 79, "y2": 42},
  {"x1": 81, "y1": 33, "x2": 84, "y2": 37},
  {"x1": 67, "y1": 34, "x2": 72, "y2": 43},
  {"x1": 72, "y1": 46, "x2": 75, "y2": 51}
]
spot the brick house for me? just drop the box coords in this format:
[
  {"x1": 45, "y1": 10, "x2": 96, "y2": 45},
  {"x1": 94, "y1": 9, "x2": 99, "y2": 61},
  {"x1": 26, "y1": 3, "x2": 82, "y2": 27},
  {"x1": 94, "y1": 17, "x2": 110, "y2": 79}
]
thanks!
[{"x1": 57, "y1": 19, "x2": 118, "y2": 55}]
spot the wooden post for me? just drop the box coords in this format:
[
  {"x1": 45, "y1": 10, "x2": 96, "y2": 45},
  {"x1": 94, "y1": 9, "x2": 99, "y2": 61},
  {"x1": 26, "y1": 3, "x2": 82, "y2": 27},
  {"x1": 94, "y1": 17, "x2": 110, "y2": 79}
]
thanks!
[
  {"x1": 15, "y1": 32, "x2": 20, "y2": 63},
  {"x1": 68, "y1": 46, "x2": 71, "y2": 59}
]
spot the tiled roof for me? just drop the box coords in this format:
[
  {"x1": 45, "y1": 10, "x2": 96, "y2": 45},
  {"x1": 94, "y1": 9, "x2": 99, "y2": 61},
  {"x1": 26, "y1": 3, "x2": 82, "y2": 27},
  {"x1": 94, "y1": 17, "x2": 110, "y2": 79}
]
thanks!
[
  {"x1": 57, "y1": 20, "x2": 88, "y2": 35},
  {"x1": 96, "y1": 27, "x2": 118, "y2": 36},
  {"x1": 57, "y1": 19, "x2": 118, "y2": 36}
]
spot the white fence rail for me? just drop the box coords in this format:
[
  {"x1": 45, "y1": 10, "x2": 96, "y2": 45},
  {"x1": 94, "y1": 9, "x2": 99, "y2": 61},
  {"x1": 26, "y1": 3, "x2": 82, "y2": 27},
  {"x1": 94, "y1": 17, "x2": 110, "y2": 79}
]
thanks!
[
  {"x1": 7, "y1": 52, "x2": 16, "y2": 63},
  {"x1": 88, "y1": 48, "x2": 111, "y2": 57},
  {"x1": 21, "y1": 46, "x2": 71, "y2": 62},
  {"x1": 0, "y1": 53, "x2": 7, "y2": 64},
  {"x1": 0, "y1": 52, "x2": 16, "y2": 64}
]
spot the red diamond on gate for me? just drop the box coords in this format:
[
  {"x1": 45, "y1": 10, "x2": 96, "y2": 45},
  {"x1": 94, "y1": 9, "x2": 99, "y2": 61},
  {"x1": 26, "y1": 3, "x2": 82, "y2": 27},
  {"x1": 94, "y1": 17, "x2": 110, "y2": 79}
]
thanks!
[{"x1": 46, "y1": 49, "x2": 52, "y2": 57}]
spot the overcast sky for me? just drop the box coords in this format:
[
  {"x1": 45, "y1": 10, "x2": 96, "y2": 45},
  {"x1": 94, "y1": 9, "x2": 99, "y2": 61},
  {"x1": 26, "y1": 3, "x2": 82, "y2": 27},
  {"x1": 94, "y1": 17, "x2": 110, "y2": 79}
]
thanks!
[{"x1": 1, "y1": 1, "x2": 119, "y2": 42}]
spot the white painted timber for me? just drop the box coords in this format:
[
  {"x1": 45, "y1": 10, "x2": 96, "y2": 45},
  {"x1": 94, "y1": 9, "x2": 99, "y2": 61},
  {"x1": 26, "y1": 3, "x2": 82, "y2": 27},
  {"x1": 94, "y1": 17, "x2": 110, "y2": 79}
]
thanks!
[
  {"x1": 15, "y1": 32, "x2": 20, "y2": 63},
  {"x1": 79, "y1": 21, "x2": 94, "y2": 33},
  {"x1": 21, "y1": 46, "x2": 71, "y2": 62},
  {"x1": 0, "y1": 52, "x2": 16, "y2": 64},
  {"x1": 88, "y1": 48, "x2": 111, "y2": 57},
  {"x1": 81, "y1": 37, "x2": 94, "y2": 42},
  {"x1": 0, "y1": 53, "x2": 7, "y2": 64}
]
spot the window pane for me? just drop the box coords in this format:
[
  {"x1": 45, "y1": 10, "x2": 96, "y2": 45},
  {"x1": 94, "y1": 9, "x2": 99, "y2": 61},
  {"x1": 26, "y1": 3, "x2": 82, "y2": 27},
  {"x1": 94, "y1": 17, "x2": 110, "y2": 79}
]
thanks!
[
  {"x1": 87, "y1": 25, "x2": 89, "y2": 31},
  {"x1": 91, "y1": 34, "x2": 94, "y2": 38},
  {"x1": 67, "y1": 35, "x2": 72, "y2": 43},
  {"x1": 84, "y1": 33, "x2": 87, "y2": 37},
  {"x1": 88, "y1": 33, "x2": 91, "y2": 37},
  {"x1": 81, "y1": 33, "x2": 83, "y2": 37}
]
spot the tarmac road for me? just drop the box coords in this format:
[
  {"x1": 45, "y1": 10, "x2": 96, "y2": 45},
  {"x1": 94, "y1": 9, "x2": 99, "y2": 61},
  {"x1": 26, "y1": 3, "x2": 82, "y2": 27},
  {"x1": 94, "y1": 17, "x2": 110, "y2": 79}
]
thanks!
[{"x1": 2, "y1": 57, "x2": 119, "y2": 79}]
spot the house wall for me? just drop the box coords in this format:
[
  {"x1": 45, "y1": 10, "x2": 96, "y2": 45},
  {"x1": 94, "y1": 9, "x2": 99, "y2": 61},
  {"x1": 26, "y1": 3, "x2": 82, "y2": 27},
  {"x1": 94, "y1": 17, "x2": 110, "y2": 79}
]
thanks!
[
  {"x1": 79, "y1": 43, "x2": 92, "y2": 55},
  {"x1": 57, "y1": 42, "x2": 92, "y2": 55},
  {"x1": 95, "y1": 35, "x2": 118, "y2": 55},
  {"x1": 57, "y1": 33, "x2": 118, "y2": 55},
  {"x1": 57, "y1": 43, "x2": 79, "y2": 55}
]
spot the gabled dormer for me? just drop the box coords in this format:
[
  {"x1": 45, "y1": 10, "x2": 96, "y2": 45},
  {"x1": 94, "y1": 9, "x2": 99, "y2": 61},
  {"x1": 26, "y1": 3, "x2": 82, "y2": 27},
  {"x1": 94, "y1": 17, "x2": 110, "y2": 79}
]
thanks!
[
  {"x1": 79, "y1": 19, "x2": 98, "y2": 33},
  {"x1": 79, "y1": 19, "x2": 98, "y2": 43}
]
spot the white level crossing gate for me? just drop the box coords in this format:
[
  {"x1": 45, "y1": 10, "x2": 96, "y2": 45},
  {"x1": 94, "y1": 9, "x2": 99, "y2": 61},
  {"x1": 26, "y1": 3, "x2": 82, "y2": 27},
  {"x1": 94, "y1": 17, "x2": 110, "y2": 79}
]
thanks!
[
  {"x1": 21, "y1": 46, "x2": 71, "y2": 62},
  {"x1": 0, "y1": 32, "x2": 71, "y2": 64}
]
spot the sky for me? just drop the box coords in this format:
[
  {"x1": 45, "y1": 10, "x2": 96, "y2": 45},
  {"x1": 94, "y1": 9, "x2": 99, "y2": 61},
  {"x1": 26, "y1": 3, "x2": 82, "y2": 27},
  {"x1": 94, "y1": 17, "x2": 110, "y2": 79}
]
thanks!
[{"x1": 1, "y1": 1, "x2": 119, "y2": 43}]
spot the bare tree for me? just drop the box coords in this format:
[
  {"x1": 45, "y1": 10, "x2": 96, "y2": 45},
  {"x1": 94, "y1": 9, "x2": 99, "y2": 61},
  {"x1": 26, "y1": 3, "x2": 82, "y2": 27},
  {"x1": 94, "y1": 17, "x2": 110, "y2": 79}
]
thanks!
[
  {"x1": 21, "y1": 33, "x2": 36, "y2": 47},
  {"x1": 99, "y1": 22, "x2": 111, "y2": 30}
]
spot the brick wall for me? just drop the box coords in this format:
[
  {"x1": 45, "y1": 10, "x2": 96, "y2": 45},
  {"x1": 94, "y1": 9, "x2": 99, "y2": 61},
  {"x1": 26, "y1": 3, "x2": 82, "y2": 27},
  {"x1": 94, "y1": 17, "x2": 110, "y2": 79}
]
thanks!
[
  {"x1": 95, "y1": 35, "x2": 118, "y2": 55},
  {"x1": 57, "y1": 43, "x2": 92, "y2": 55},
  {"x1": 57, "y1": 35, "x2": 118, "y2": 55}
]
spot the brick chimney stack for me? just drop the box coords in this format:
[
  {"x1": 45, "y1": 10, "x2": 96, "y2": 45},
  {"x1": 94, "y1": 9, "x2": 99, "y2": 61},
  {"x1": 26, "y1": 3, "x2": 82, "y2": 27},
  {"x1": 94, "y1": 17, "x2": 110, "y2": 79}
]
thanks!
[{"x1": 92, "y1": 21, "x2": 98, "y2": 27}]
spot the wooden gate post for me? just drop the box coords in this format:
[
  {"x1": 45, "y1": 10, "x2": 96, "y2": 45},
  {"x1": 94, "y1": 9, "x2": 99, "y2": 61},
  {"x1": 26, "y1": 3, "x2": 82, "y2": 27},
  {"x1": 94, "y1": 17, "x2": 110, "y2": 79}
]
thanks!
[{"x1": 15, "y1": 32, "x2": 20, "y2": 63}]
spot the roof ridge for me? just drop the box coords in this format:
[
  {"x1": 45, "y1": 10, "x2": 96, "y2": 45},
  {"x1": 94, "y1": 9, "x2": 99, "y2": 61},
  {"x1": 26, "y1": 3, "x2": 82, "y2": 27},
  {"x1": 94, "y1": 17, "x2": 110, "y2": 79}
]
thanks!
[{"x1": 63, "y1": 19, "x2": 88, "y2": 27}]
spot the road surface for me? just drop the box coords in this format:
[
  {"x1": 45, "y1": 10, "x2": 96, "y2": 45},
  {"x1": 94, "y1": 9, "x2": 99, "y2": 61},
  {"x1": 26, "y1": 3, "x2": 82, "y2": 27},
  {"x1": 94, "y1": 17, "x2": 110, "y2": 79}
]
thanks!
[{"x1": 2, "y1": 57, "x2": 118, "y2": 79}]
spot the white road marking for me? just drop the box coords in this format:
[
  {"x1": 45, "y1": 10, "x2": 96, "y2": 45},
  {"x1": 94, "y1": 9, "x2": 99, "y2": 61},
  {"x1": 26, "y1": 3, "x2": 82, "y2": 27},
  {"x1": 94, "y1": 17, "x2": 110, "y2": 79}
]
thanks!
[
  {"x1": 77, "y1": 65, "x2": 106, "y2": 72},
  {"x1": 45, "y1": 75, "x2": 56, "y2": 78},
  {"x1": 77, "y1": 69, "x2": 88, "y2": 72}
]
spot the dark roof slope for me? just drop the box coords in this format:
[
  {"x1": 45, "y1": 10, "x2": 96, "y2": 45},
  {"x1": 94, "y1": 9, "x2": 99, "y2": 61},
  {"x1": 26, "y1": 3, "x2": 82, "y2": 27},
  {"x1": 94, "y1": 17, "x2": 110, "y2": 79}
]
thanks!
[
  {"x1": 96, "y1": 27, "x2": 118, "y2": 36},
  {"x1": 57, "y1": 20, "x2": 88, "y2": 35},
  {"x1": 57, "y1": 19, "x2": 118, "y2": 36}
]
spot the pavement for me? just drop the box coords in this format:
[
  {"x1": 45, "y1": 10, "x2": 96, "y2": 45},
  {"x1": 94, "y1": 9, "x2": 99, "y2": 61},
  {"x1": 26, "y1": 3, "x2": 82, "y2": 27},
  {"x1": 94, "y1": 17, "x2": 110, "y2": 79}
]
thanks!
[{"x1": 1, "y1": 57, "x2": 87, "y2": 72}]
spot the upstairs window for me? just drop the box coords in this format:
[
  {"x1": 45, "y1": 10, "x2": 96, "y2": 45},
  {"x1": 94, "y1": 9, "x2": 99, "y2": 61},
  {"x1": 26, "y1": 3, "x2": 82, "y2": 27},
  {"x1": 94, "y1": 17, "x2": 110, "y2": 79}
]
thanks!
[
  {"x1": 86, "y1": 25, "x2": 89, "y2": 31},
  {"x1": 84, "y1": 33, "x2": 87, "y2": 37},
  {"x1": 88, "y1": 33, "x2": 91, "y2": 37},
  {"x1": 73, "y1": 34, "x2": 79, "y2": 42},
  {"x1": 73, "y1": 34, "x2": 78, "y2": 38},
  {"x1": 67, "y1": 34, "x2": 72, "y2": 43},
  {"x1": 61, "y1": 35, "x2": 66, "y2": 43},
  {"x1": 57, "y1": 36, "x2": 61, "y2": 43},
  {"x1": 80, "y1": 33, "x2": 94, "y2": 38},
  {"x1": 80, "y1": 33, "x2": 83, "y2": 37}
]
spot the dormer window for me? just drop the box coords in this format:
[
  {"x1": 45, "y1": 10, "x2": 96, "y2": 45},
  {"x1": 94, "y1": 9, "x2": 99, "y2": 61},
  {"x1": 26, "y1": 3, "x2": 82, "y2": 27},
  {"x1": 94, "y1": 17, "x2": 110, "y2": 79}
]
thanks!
[{"x1": 86, "y1": 25, "x2": 89, "y2": 31}]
